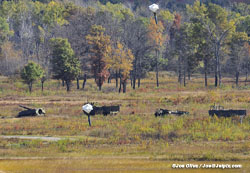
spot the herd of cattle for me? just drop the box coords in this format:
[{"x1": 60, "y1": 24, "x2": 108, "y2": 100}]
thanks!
[{"x1": 15, "y1": 103, "x2": 247, "y2": 126}]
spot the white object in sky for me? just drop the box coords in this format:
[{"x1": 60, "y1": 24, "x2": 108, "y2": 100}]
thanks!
[
  {"x1": 82, "y1": 104, "x2": 93, "y2": 114},
  {"x1": 149, "y1": 4, "x2": 159, "y2": 13}
]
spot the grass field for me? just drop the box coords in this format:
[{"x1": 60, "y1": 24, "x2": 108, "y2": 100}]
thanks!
[{"x1": 0, "y1": 72, "x2": 249, "y2": 172}]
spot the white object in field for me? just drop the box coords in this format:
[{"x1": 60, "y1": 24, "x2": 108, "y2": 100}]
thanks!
[
  {"x1": 149, "y1": 4, "x2": 159, "y2": 13},
  {"x1": 82, "y1": 104, "x2": 93, "y2": 114}
]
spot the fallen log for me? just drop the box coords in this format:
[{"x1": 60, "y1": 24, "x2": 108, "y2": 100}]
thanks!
[{"x1": 16, "y1": 105, "x2": 46, "y2": 118}]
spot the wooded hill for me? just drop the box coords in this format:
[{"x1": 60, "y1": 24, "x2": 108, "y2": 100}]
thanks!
[{"x1": 0, "y1": 0, "x2": 249, "y2": 92}]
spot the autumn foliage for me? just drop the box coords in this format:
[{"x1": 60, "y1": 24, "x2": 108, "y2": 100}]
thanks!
[
  {"x1": 105, "y1": 41, "x2": 134, "y2": 93},
  {"x1": 86, "y1": 25, "x2": 112, "y2": 90},
  {"x1": 170, "y1": 13, "x2": 182, "y2": 40},
  {"x1": 148, "y1": 18, "x2": 165, "y2": 50}
]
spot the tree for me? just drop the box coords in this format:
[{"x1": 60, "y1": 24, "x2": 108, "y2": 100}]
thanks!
[
  {"x1": 0, "y1": 0, "x2": 67, "y2": 73},
  {"x1": 207, "y1": 3, "x2": 236, "y2": 87},
  {"x1": 175, "y1": 22, "x2": 199, "y2": 86},
  {"x1": 170, "y1": 13, "x2": 182, "y2": 84},
  {"x1": 242, "y1": 43, "x2": 250, "y2": 84},
  {"x1": 121, "y1": 17, "x2": 151, "y2": 89},
  {"x1": 50, "y1": 38, "x2": 81, "y2": 91},
  {"x1": 21, "y1": 61, "x2": 44, "y2": 92},
  {"x1": 188, "y1": 5, "x2": 214, "y2": 87},
  {"x1": 187, "y1": 1, "x2": 236, "y2": 87},
  {"x1": 0, "y1": 41, "x2": 22, "y2": 76},
  {"x1": 61, "y1": 5, "x2": 96, "y2": 90},
  {"x1": 86, "y1": 25, "x2": 112, "y2": 91},
  {"x1": 148, "y1": 18, "x2": 165, "y2": 87},
  {"x1": 229, "y1": 32, "x2": 249, "y2": 87},
  {"x1": 0, "y1": 16, "x2": 11, "y2": 53},
  {"x1": 119, "y1": 44, "x2": 134, "y2": 93},
  {"x1": 106, "y1": 41, "x2": 134, "y2": 93}
]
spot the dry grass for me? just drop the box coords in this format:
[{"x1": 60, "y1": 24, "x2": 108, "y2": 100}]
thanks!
[
  {"x1": 0, "y1": 158, "x2": 249, "y2": 173},
  {"x1": 0, "y1": 72, "x2": 250, "y2": 172}
]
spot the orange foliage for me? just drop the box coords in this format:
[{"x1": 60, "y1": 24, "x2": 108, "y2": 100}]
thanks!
[
  {"x1": 148, "y1": 18, "x2": 165, "y2": 50},
  {"x1": 244, "y1": 42, "x2": 250, "y2": 55},
  {"x1": 86, "y1": 25, "x2": 112, "y2": 89},
  {"x1": 172, "y1": 13, "x2": 182, "y2": 30}
]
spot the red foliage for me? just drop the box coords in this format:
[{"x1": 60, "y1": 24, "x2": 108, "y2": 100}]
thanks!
[
  {"x1": 170, "y1": 13, "x2": 182, "y2": 40},
  {"x1": 173, "y1": 13, "x2": 182, "y2": 30}
]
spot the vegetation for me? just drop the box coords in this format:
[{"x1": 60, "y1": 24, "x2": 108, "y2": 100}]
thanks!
[
  {"x1": 0, "y1": 74, "x2": 250, "y2": 160},
  {"x1": 86, "y1": 25, "x2": 112, "y2": 91},
  {"x1": 20, "y1": 61, "x2": 44, "y2": 92},
  {"x1": 0, "y1": 0, "x2": 249, "y2": 89},
  {"x1": 0, "y1": 0, "x2": 250, "y2": 171},
  {"x1": 50, "y1": 38, "x2": 80, "y2": 91}
]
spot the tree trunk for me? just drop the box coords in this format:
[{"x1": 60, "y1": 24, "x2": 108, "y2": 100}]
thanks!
[
  {"x1": 82, "y1": 74, "x2": 87, "y2": 89},
  {"x1": 115, "y1": 71, "x2": 118, "y2": 88},
  {"x1": 28, "y1": 82, "x2": 33, "y2": 93},
  {"x1": 130, "y1": 75, "x2": 133, "y2": 87},
  {"x1": 62, "y1": 80, "x2": 65, "y2": 87},
  {"x1": 41, "y1": 81, "x2": 44, "y2": 92},
  {"x1": 138, "y1": 54, "x2": 141, "y2": 88},
  {"x1": 77, "y1": 77, "x2": 80, "y2": 89},
  {"x1": 204, "y1": 59, "x2": 208, "y2": 87},
  {"x1": 133, "y1": 75, "x2": 136, "y2": 89},
  {"x1": 178, "y1": 56, "x2": 182, "y2": 85},
  {"x1": 188, "y1": 68, "x2": 191, "y2": 80},
  {"x1": 132, "y1": 64, "x2": 137, "y2": 90},
  {"x1": 245, "y1": 70, "x2": 248, "y2": 86},
  {"x1": 219, "y1": 57, "x2": 222, "y2": 86},
  {"x1": 205, "y1": 71, "x2": 208, "y2": 87},
  {"x1": 184, "y1": 68, "x2": 186, "y2": 87},
  {"x1": 215, "y1": 71, "x2": 218, "y2": 87},
  {"x1": 98, "y1": 77, "x2": 102, "y2": 91},
  {"x1": 119, "y1": 72, "x2": 122, "y2": 93},
  {"x1": 123, "y1": 80, "x2": 127, "y2": 93},
  {"x1": 236, "y1": 71, "x2": 239, "y2": 87},
  {"x1": 138, "y1": 77, "x2": 141, "y2": 88},
  {"x1": 215, "y1": 43, "x2": 219, "y2": 87},
  {"x1": 108, "y1": 76, "x2": 111, "y2": 83},
  {"x1": 108, "y1": 69, "x2": 111, "y2": 83},
  {"x1": 66, "y1": 80, "x2": 71, "y2": 92},
  {"x1": 156, "y1": 50, "x2": 159, "y2": 87},
  {"x1": 132, "y1": 52, "x2": 138, "y2": 90}
]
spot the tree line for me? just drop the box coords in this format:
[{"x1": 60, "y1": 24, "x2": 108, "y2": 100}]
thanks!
[{"x1": 0, "y1": 0, "x2": 249, "y2": 92}]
